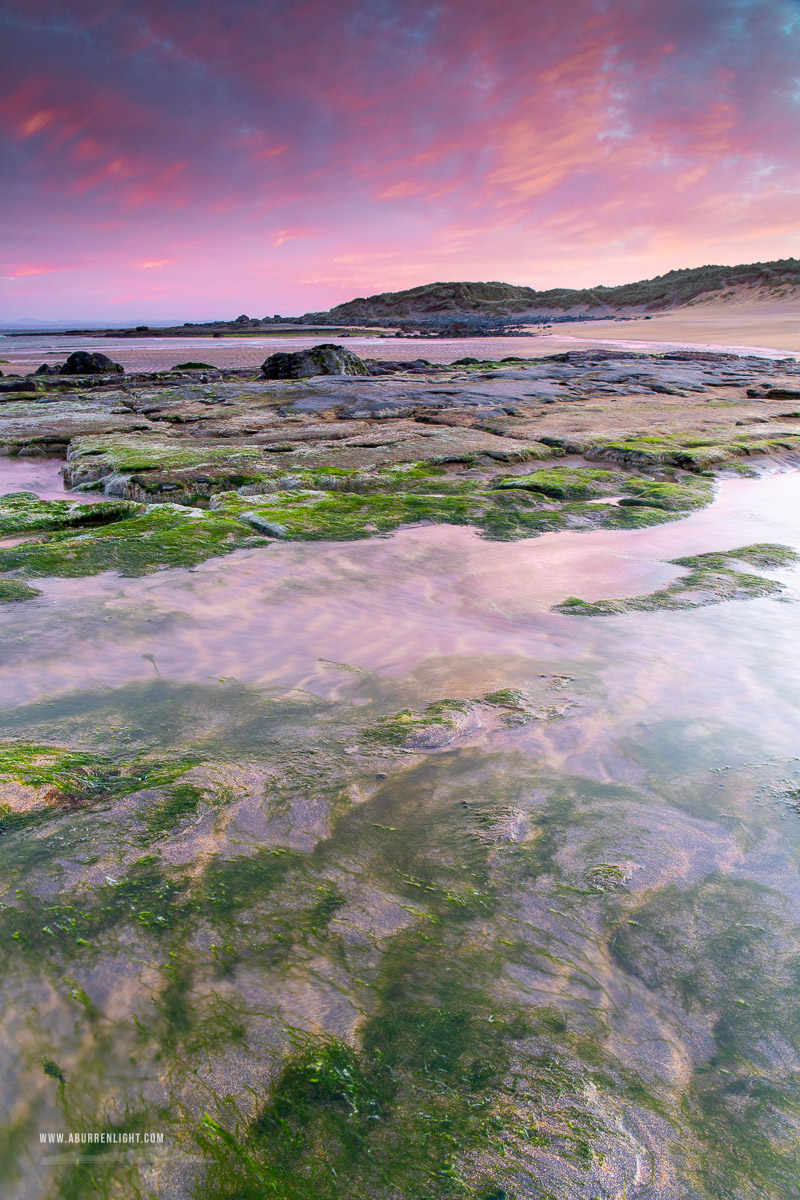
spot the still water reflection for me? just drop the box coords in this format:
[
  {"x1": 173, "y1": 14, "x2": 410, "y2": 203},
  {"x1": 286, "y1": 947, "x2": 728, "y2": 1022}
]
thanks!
[{"x1": 1, "y1": 469, "x2": 799, "y2": 1198}]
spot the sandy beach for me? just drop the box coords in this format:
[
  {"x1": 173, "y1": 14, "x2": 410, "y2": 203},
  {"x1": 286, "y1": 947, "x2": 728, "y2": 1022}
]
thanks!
[{"x1": 555, "y1": 296, "x2": 800, "y2": 356}]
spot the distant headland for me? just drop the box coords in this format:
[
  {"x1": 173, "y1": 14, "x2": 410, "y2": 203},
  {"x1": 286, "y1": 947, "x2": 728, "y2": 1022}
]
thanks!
[{"x1": 7, "y1": 257, "x2": 799, "y2": 340}]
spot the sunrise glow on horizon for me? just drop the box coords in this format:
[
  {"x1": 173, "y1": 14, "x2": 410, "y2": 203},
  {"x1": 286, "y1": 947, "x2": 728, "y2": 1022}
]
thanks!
[{"x1": 2, "y1": 0, "x2": 800, "y2": 321}]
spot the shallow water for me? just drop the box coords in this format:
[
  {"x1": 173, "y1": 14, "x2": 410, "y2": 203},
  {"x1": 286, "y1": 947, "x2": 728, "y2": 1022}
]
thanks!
[
  {"x1": 1, "y1": 331, "x2": 558, "y2": 373},
  {"x1": 1, "y1": 470, "x2": 798, "y2": 707},
  {"x1": 0, "y1": 457, "x2": 72, "y2": 501},
  {"x1": 2, "y1": 470, "x2": 800, "y2": 1197},
  {"x1": 3, "y1": 328, "x2": 799, "y2": 373}
]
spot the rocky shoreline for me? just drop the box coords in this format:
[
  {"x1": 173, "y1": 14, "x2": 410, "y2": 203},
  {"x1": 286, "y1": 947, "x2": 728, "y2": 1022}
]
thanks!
[
  {"x1": 2, "y1": 342, "x2": 800, "y2": 1199},
  {"x1": 3, "y1": 312, "x2": 602, "y2": 340},
  {"x1": 0, "y1": 343, "x2": 799, "y2": 593}
]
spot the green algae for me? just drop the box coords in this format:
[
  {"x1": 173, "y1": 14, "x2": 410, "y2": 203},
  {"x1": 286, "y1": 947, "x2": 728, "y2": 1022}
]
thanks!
[
  {"x1": 46, "y1": 1106, "x2": 170, "y2": 1200},
  {"x1": 67, "y1": 434, "x2": 268, "y2": 477},
  {"x1": 0, "y1": 741, "x2": 124, "y2": 800},
  {"x1": 291, "y1": 462, "x2": 450, "y2": 494},
  {"x1": 0, "y1": 727, "x2": 581, "y2": 1195},
  {"x1": 198, "y1": 847, "x2": 307, "y2": 923},
  {"x1": 607, "y1": 877, "x2": 800, "y2": 1197},
  {"x1": 0, "y1": 429, "x2": 727, "y2": 582},
  {"x1": 0, "y1": 459, "x2": 710, "y2": 564},
  {"x1": 482, "y1": 688, "x2": 529, "y2": 710},
  {"x1": 0, "y1": 579, "x2": 40, "y2": 602},
  {"x1": 675, "y1": 542, "x2": 800, "y2": 570},
  {"x1": 479, "y1": 492, "x2": 691, "y2": 540},
  {"x1": 187, "y1": 752, "x2": 627, "y2": 1198},
  {"x1": 599, "y1": 504, "x2": 686, "y2": 530},
  {"x1": 494, "y1": 466, "x2": 619, "y2": 500},
  {"x1": 212, "y1": 488, "x2": 480, "y2": 540},
  {"x1": 0, "y1": 739, "x2": 200, "y2": 847},
  {"x1": 477, "y1": 491, "x2": 570, "y2": 540},
  {"x1": 586, "y1": 864, "x2": 628, "y2": 893},
  {"x1": 362, "y1": 691, "x2": 550, "y2": 749},
  {"x1": 0, "y1": 855, "x2": 190, "y2": 961},
  {"x1": 42, "y1": 1057, "x2": 65, "y2": 1083},
  {"x1": 0, "y1": 503, "x2": 265, "y2": 578},
  {"x1": 480, "y1": 467, "x2": 715, "y2": 539},
  {"x1": 363, "y1": 699, "x2": 472, "y2": 748},
  {"x1": 618, "y1": 476, "x2": 714, "y2": 511},
  {"x1": 140, "y1": 781, "x2": 208, "y2": 840},
  {"x1": 3, "y1": 568, "x2": 800, "y2": 1200},
  {"x1": 555, "y1": 542, "x2": 798, "y2": 615},
  {"x1": 581, "y1": 431, "x2": 800, "y2": 471},
  {"x1": 0, "y1": 710, "x2": 601, "y2": 1195},
  {"x1": 0, "y1": 491, "x2": 141, "y2": 536},
  {"x1": 195, "y1": 871, "x2": 534, "y2": 1200}
]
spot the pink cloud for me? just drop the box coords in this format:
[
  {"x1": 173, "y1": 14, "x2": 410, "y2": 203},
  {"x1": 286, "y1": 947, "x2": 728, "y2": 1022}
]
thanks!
[
  {"x1": 0, "y1": 0, "x2": 797, "y2": 320},
  {"x1": 4, "y1": 264, "x2": 70, "y2": 278}
]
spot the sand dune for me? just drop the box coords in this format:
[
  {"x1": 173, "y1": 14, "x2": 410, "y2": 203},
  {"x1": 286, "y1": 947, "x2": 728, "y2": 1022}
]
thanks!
[{"x1": 558, "y1": 296, "x2": 799, "y2": 356}]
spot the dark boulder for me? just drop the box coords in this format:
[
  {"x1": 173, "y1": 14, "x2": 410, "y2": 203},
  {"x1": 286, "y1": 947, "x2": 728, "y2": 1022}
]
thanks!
[
  {"x1": 61, "y1": 351, "x2": 124, "y2": 376},
  {"x1": 364, "y1": 358, "x2": 433, "y2": 376},
  {"x1": 261, "y1": 343, "x2": 370, "y2": 379},
  {"x1": 0, "y1": 378, "x2": 44, "y2": 392},
  {"x1": 34, "y1": 363, "x2": 64, "y2": 375},
  {"x1": 766, "y1": 387, "x2": 800, "y2": 400}
]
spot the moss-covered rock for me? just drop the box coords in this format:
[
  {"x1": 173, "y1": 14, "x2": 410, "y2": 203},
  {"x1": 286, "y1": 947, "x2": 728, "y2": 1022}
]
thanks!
[
  {"x1": 555, "y1": 543, "x2": 799, "y2": 615},
  {"x1": 619, "y1": 477, "x2": 714, "y2": 511},
  {"x1": 675, "y1": 543, "x2": 800, "y2": 570},
  {"x1": 63, "y1": 435, "x2": 269, "y2": 489},
  {"x1": 0, "y1": 579, "x2": 40, "y2": 602},
  {"x1": 0, "y1": 491, "x2": 141, "y2": 536},
  {"x1": 212, "y1": 488, "x2": 481, "y2": 541},
  {"x1": 494, "y1": 466, "x2": 619, "y2": 500},
  {"x1": 0, "y1": 504, "x2": 265, "y2": 578},
  {"x1": 583, "y1": 432, "x2": 800, "y2": 471}
]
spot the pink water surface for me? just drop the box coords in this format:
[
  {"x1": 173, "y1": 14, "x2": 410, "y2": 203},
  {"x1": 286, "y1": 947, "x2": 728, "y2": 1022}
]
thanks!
[
  {"x1": 0, "y1": 469, "x2": 799, "y2": 713},
  {"x1": 0, "y1": 457, "x2": 72, "y2": 501}
]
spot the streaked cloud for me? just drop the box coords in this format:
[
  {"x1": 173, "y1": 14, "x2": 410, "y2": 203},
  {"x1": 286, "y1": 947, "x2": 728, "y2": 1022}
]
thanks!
[{"x1": 0, "y1": 0, "x2": 798, "y2": 319}]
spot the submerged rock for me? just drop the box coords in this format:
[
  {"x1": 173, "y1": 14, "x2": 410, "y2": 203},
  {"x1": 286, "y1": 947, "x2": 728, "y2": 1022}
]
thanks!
[
  {"x1": 363, "y1": 700, "x2": 480, "y2": 750},
  {"x1": 362, "y1": 686, "x2": 572, "y2": 752},
  {"x1": 61, "y1": 351, "x2": 124, "y2": 376},
  {"x1": 237, "y1": 511, "x2": 289, "y2": 537},
  {"x1": 261, "y1": 343, "x2": 370, "y2": 379}
]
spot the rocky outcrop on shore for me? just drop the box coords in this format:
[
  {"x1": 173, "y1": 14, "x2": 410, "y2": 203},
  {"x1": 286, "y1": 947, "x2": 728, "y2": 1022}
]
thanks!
[
  {"x1": 34, "y1": 351, "x2": 125, "y2": 376},
  {"x1": 0, "y1": 344, "x2": 800, "y2": 587},
  {"x1": 3, "y1": 342, "x2": 800, "y2": 1200},
  {"x1": 261, "y1": 344, "x2": 371, "y2": 379}
]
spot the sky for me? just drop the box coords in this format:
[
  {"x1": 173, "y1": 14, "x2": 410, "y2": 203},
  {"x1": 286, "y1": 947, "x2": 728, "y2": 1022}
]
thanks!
[{"x1": 1, "y1": 0, "x2": 799, "y2": 321}]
